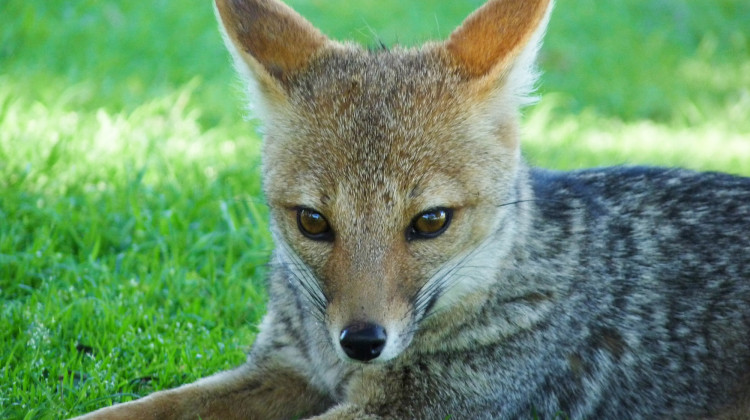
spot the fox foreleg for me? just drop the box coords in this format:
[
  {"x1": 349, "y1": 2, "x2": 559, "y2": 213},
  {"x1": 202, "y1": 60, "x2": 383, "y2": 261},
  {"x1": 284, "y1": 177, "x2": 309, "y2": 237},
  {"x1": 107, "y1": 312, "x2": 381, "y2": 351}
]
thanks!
[{"x1": 72, "y1": 359, "x2": 333, "y2": 420}]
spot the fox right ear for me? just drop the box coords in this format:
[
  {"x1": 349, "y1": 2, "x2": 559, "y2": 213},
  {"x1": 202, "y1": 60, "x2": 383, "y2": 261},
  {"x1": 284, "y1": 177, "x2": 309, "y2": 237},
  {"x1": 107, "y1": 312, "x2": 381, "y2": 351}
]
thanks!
[
  {"x1": 444, "y1": 0, "x2": 552, "y2": 102},
  {"x1": 214, "y1": 0, "x2": 329, "y2": 113}
]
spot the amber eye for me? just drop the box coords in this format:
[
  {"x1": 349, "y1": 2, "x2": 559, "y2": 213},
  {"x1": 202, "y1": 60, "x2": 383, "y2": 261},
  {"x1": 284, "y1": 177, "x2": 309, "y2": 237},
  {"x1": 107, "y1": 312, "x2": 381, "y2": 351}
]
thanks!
[
  {"x1": 297, "y1": 208, "x2": 332, "y2": 240},
  {"x1": 408, "y1": 208, "x2": 452, "y2": 240}
]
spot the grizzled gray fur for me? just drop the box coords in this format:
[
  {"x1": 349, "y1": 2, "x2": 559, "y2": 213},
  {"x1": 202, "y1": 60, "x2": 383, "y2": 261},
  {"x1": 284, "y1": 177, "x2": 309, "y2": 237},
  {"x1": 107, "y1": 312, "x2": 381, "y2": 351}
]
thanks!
[{"x1": 492, "y1": 165, "x2": 750, "y2": 417}]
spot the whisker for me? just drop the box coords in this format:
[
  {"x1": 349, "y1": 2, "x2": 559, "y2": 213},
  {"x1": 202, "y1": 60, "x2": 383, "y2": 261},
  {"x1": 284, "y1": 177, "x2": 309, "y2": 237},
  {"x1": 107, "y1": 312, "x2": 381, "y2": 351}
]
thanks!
[
  {"x1": 410, "y1": 215, "x2": 518, "y2": 325},
  {"x1": 276, "y1": 264, "x2": 326, "y2": 322},
  {"x1": 271, "y1": 236, "x2": 329, "y2": 321},
  {"x1": 497, "y1": 197, "x2": 583, "y2": 211}
]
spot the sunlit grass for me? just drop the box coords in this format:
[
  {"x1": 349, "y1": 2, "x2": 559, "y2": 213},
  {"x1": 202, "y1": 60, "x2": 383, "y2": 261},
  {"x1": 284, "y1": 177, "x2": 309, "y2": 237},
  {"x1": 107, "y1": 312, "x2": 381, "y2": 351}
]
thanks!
[
  {"x1": 1, "y1": 0, "x2": 749, "y2": 418},
  {"x1": 0, "y1": 80, "x2": 269, "y2": 418},
  {"x1": 524, "y1": 95, "x2": 750, "y2": 173}
]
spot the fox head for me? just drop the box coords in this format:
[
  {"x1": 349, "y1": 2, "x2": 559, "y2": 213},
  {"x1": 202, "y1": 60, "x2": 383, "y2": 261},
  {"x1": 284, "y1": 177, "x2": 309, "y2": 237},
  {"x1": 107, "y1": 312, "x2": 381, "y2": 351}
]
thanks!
[{"x1": 215, "y1": 0, "x2": 552, "y2": 363}]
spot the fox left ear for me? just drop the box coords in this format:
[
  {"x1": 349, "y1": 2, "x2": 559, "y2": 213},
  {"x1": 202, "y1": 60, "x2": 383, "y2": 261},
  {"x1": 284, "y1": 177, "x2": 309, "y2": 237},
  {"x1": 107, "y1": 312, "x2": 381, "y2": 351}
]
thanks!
[
  {"x1": 214, "y1": 0, "x2": 330, "y2": 119},
  {"x1": 444, "y1": 0, "x2": 552, "y2": 99},
  {"x1": 214, "y1": 0, "x2": 328, "y2": 82}
]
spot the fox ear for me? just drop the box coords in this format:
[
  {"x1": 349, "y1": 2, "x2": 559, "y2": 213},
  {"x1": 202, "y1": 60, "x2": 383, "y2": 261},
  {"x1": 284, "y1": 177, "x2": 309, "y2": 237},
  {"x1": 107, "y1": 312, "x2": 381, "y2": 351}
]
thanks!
[
  {"x1": 214, "y1": 0, "x2": 329, "y2": 114},
  {"x1": 444, "y1": 0, "x2": 552, "y2": 97}
]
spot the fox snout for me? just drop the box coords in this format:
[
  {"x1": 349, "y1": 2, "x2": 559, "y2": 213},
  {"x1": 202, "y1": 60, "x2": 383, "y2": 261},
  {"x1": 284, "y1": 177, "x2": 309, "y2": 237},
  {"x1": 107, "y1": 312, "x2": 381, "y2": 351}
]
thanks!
[
  {"x1": 326, "y1": 291, "x2": 418, "y2": 364},
  {"x1": 320, "y1": 241, "x2": 419, "y2": 364},
  {"x1": 273, "y1": 204, "x2": 458, "y2": 364},
  {"x1": 275, "y1": 209, "x2": 505, "y2": 365}
]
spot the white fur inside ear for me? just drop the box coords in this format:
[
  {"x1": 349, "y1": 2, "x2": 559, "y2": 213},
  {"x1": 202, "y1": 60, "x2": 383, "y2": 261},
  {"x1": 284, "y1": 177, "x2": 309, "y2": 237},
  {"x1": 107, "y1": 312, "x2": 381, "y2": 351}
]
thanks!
[
  {"x1": 214, "y1": 3, "x2": 272, "y2": 125},
  {"x1": 503, "y1": 0, "x2": 553, "y2": 107}
]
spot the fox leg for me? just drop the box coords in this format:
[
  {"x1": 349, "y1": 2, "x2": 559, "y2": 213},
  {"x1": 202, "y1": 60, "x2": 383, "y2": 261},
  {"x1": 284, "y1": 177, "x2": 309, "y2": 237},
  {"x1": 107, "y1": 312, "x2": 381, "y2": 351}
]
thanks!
[{"x1": 73, "y1": 359, "x2": 334, "y2": 420}]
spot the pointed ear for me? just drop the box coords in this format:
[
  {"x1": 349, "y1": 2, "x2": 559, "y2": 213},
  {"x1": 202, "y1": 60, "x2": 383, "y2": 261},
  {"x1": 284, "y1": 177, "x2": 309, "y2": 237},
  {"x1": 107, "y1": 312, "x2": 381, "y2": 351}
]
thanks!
[
  {"x1": 444, "y1": 0, "x2": 552, "y2": 81},
  {"x1": 214, "y1": 0, "x2": 329, "y2": 92}
]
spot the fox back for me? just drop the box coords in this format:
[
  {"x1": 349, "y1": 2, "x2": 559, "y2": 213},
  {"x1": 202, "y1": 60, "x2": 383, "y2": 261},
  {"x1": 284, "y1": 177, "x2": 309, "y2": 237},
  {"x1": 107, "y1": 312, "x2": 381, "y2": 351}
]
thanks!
[{"x1": 211, "y1": 0, "x2": 750, "y2": 418}]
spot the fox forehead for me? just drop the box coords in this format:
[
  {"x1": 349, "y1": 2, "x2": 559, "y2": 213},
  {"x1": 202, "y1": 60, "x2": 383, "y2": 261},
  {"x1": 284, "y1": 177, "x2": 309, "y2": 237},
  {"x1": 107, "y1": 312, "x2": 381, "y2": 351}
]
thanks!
[{"x1": 263, "y1": 46, "x2": 518, "y2": 216}]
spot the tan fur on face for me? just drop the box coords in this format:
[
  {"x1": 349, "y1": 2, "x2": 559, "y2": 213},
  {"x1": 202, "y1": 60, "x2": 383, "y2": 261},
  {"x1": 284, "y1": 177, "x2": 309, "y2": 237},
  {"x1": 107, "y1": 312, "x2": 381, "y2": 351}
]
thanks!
[{"x1": 262, "y1": 47, "x2": 522, "y2": 358}]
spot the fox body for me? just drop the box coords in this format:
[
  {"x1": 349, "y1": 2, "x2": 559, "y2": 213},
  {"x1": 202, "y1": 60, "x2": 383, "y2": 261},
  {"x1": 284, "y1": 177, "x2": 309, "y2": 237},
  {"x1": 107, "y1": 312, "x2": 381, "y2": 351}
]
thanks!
[{"x1": 75, "y1": 0, "x2": 750, "y2": 419}]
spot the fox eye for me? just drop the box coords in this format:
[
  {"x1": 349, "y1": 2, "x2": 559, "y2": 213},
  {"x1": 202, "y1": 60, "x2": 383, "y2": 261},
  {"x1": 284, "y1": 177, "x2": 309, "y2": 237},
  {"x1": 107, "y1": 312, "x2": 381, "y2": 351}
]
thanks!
[
  {"x1": 297, "y1": 208, "x2": 333, "y2": 241},
  {"x1": 408, "y1": 208, "x2": 452, "y2": 240}
]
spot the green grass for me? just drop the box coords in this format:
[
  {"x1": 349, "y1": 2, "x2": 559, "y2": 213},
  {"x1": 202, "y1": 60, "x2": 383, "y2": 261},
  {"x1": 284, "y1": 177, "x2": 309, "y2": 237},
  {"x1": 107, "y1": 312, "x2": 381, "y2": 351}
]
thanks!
[{"x1": 1, "y1": 0, "x2": 748, "y2": 418}]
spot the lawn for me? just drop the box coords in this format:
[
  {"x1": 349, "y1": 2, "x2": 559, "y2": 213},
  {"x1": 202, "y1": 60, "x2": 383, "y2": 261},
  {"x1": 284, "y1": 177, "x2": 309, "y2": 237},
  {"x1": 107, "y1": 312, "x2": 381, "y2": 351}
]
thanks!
[{"x1": 1, "y1": 0, "x2": 748, "y2": 418}]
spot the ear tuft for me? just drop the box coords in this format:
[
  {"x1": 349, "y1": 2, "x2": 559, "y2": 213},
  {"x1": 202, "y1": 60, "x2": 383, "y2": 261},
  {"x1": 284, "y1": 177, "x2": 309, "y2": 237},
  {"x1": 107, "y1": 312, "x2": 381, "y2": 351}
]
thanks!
[{"x1": 445, "y1": 0, "x2": 552, "y2": 81}]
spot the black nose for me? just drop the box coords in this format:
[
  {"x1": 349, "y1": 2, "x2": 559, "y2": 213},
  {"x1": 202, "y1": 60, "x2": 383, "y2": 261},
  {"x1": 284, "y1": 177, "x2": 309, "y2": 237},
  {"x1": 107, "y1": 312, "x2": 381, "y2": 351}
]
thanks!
[{"x1": 339, "y1": 322, "x2": 387, "y2": 362}]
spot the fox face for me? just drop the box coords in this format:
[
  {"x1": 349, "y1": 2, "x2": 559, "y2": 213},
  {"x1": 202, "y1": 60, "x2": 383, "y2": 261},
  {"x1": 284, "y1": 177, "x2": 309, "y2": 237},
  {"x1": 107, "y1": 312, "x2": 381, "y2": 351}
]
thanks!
[
  {"x1": 215, "y1": 0, "x2": 552, "y2": 363},
  {"x1": 264, "y1": 52, "x2": 521, "y2": 363}
]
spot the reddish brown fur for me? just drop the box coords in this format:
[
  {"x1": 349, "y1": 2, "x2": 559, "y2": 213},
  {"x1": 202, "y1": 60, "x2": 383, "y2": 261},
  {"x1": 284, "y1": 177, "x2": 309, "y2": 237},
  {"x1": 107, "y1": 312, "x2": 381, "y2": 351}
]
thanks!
[
  {"x1": 445, "y1": 0, "x2": 551, "y2": 78},
  {"x1": 214, "y1": 0, "x2": 328, "y2": 82}
]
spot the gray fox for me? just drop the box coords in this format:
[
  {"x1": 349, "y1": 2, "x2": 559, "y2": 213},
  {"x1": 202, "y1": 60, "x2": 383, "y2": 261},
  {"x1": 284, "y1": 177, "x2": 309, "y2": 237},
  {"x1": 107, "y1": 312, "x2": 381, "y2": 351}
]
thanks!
[{"x1": 74, "y1": 0, "x2": 750, "y2": 418}]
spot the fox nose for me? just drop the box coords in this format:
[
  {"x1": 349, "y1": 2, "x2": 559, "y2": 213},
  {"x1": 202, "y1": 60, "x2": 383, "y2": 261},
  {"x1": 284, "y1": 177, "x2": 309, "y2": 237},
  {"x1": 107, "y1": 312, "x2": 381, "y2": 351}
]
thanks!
[{"x1": 339, "y1": 322, "x2": 387, "y2": 362}]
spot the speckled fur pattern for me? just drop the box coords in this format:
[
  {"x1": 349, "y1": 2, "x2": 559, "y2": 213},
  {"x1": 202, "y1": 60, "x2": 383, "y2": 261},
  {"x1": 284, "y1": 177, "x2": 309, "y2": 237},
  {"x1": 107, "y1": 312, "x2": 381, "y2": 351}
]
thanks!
[{"x1": 72, "y1": 0, "x2": 750, "y2": 419}]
